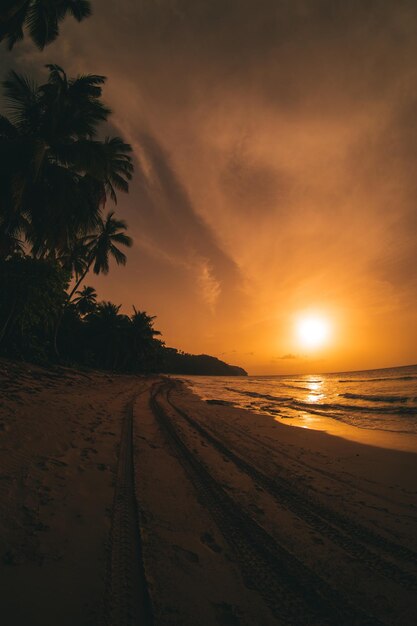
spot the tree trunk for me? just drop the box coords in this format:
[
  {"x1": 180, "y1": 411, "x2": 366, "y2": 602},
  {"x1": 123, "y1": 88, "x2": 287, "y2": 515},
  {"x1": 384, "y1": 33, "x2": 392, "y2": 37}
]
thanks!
[
  {"x1": 53, "y1": 259, "x2": 93, "y2": 358},
  {"x1": 0, "y1": 291, "x2": 17, "y2": 347}
]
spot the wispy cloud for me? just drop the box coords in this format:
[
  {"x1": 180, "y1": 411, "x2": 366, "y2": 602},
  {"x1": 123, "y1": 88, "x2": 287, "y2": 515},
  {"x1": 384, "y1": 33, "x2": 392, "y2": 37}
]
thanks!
[{"x1": 197, "y1": 259, "x2": 221, "y2": 310}]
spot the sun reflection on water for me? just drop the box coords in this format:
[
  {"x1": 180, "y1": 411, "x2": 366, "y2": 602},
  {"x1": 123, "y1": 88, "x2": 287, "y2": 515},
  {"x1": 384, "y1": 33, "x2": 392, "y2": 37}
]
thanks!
[{"x1": 305, "y1": 378, "x2": 325, "y2": 403}]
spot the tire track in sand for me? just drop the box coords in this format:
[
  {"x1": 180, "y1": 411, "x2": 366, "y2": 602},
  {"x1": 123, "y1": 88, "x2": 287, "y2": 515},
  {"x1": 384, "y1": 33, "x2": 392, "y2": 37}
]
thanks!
[
  {"x1": 151, "y1": 382, "x2": 380, "y2": 626},
  {"x1": 165, "y1": 383, "x2": 417, "y2": 591},
  {"x1": 100, "y1": 392, "x2": 153, "y2": 626}
]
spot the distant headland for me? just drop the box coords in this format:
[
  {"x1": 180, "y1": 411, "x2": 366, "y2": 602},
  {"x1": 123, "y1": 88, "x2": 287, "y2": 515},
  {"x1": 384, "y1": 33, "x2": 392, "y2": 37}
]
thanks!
[{"x1": 159, "y1": 347, "x2": 248, "y2": 376}]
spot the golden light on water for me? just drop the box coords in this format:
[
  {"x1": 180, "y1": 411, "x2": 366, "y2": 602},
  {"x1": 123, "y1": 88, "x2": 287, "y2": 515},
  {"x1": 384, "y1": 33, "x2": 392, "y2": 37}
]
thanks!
[{"x1": 296, "y1": 315, "x2": 331, "y2": 350}]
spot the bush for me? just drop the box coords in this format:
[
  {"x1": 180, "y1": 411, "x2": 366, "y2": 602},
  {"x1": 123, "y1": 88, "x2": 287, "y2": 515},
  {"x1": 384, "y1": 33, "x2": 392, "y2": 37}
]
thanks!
[{"x1": 0, "y1": 256, "x2": 69, "y2": 360}]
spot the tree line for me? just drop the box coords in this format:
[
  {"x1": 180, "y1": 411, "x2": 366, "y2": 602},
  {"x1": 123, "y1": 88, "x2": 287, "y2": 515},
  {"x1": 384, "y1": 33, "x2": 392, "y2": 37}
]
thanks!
[
  {"x1": 0, "y1": 2, "x2": 164, "y2": 372},
  {"x1": 0, "y1": 3, "x2": 247, "y2": 377}
]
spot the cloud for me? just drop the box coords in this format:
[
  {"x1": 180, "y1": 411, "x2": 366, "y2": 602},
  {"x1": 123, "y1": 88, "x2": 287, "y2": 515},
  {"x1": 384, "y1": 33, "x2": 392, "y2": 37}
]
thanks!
[
  {"x1": 2, "y1": 0, "x2": 417, "y2": 372},
  {"x1": 197, "y1": 259, "x2": 221, "y2": 310}
]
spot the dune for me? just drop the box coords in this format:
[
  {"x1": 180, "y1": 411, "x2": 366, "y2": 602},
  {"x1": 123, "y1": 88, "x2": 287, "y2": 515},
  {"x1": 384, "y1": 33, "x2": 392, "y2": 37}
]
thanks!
[{"x1": 1, "y1": 360, "x2": 416, "y2": 625}]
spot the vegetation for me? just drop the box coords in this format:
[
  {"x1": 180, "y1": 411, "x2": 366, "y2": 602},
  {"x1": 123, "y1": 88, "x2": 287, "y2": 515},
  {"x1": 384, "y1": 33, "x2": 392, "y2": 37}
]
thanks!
[
  {"x1": 0, "y1": 256, "x2": 68, "y2": 361},
  {"x1": 0, "y1": 0, "x2": 92, "y2": 50},
  {"x1": 0, "y1": 63, "x2": 162, "y2": 370},
  {"x1": 0, "y1": 7, "x2": 246, "y2": 376},
  {"x1": 0, "y1": 64, "x2": 133, "y2": 260},
  {"x1": 160, "y1": 348, "x2": 247, "y2": 376}
]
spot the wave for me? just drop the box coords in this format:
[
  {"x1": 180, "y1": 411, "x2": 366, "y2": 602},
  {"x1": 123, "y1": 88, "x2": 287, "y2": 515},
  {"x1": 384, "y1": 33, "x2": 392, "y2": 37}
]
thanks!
[
  {"x1": 291, "y1": 398, "x2": 417, "y2": 415},
  {"x1": 282, "y1": 384, "x2": 310, "y2": 390},
  {"x1": 287, "y1": 379, "x2": 322, "y2": 384},
  {"x1": 338, "y1": 375, "x2": 417, "y2": 383},
  {"x1": 227, "y1": 387, "x2": 417, "y2": 415},
  {"x1": 341, "y1": 393, "x2": 412, "y2": 404},
  {"x1": 246, "y1": 400, "x2": 417, "y2": 433},
  {"x1": 226, "y1": 387, "x2": 292, "y2": 402}
]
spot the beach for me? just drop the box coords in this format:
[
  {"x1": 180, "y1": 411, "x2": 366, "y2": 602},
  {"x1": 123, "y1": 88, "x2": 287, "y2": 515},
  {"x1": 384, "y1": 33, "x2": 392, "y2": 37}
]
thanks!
[{"x1": 1, "y1": 360, "x2": 417, "y2": 625}]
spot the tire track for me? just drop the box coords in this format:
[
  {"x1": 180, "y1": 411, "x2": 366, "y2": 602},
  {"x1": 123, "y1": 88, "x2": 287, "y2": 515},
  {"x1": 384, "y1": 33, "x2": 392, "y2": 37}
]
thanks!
[
  {"x1": 151, "y1": 382, "x2": 381, "y2": 626},
  {"x1": 216, "y1": 410, "x2": 415, "y2": 514},
  {"x1": 101, "y1": 393, "x2": 153, "y2": 626},
  {"x1": 165, "y1": 383, "x2": 417, "y2": 591}
]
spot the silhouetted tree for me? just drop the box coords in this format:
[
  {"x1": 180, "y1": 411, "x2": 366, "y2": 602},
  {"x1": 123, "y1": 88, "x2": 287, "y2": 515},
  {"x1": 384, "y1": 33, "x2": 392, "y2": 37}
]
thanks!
[
  {"x1": 0, "y1": 65, "x2": 133, "y2": 260},
  {"x1": 130, "y1": 307, "x2": 162, "y2": 371},
  {"x1": 84, "y1": 301, "x2": 129, "y2": 369},
  {"x1": 0, "y1": 0, "x2": 91, "y2": 50},
  {"x1": 72, "y1": 285, "x2": 97, "y2": 316},
  {"x1": 0, "y1": 256, "x2": 68, "y2": 359},
  {"x1": 67, "y1": 211, "x2": 133, "y2": 300}
]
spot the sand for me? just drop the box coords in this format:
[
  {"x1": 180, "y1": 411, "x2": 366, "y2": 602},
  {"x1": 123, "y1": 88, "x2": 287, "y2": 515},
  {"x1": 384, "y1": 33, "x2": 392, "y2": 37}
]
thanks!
[{"x1": 1, "y1": 360, "x2": 416, "y2": 625}]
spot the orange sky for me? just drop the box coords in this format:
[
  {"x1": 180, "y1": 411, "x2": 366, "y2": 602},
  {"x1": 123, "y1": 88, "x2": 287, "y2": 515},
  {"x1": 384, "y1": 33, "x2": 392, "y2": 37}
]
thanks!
[{"x1": 3, "y1": 0, "x2": 417, "y2": 374}]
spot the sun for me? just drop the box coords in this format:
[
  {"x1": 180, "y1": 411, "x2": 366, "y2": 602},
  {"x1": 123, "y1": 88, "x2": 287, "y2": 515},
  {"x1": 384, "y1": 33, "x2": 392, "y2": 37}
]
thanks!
[{"x1": 296, "y1": 314, "x2": 331, "y2": 350}]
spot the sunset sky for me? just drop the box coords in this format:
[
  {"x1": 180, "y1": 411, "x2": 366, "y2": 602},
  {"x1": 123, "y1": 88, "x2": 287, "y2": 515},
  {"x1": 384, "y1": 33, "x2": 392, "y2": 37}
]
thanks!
[{"x1": 2, "y1": 0, "x2": 417, "y2": 374}]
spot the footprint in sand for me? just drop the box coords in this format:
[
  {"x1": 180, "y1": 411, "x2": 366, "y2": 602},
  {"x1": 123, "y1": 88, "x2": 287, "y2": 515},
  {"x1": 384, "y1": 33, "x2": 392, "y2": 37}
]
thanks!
[
  {"x1": 212, "y1": 602, "x2": 241, "y2": 626},
  {"x1": 200, "y1": 532, "x2": 222, "y2": 553},
  {"x1": 172, "y1": 545, "x2": 200, "y2": 565},
  {"x1": 81, "y1": 447, "x2": 98, "y2": 459}
]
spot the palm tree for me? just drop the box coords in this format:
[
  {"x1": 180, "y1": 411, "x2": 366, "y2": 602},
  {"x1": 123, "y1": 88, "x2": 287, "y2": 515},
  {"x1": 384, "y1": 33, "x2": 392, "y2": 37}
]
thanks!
[
  {"x1": 129, "y1": 308, "x2": 162, "y2": 371},
  {"x1": 131, "y1": 308, "x2": 161, "y2": 342},
  {"x1": 58, "y1": 236, "x2": 91, "y2": 280},
  {"x1": 0, "y1": 1, "x2": 92, "y2": 50},
  {"x1": 0, "y1": 65, "x2": 133, "y2": 259},
  {"x1": 67, "y1": 211, "x2": 133, "y2": 299},
  {"x1": 86, "y1": 301, "x2": 131, "y2": 369},
  {"x1": 53, "y1": 211, "x2": 132, "y2": 355},
  {"x1": 72, "y1": 285, "x2": 97, "y2": 316}
]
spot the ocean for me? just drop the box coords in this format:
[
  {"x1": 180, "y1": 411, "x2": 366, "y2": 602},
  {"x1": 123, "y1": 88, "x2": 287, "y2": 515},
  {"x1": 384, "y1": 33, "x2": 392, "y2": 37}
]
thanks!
[{"x1": 182, "y1": 364, "x2": 417, "y2": 435}]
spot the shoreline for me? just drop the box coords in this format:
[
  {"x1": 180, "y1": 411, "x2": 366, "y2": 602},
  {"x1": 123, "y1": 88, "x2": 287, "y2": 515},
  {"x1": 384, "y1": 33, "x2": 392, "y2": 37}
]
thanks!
[
  {"x1": 1, "y1": 361, "x2": 416, "y2": 624},
  {"x1": 181, "y1": 375, "x2": 417, "y2": 453},
  {"x1": 275, "y1": 408, "x2": 417, "y2": 454},
  {"x1": 275, "y1": 408, "x2": 417, "y2": 453}
]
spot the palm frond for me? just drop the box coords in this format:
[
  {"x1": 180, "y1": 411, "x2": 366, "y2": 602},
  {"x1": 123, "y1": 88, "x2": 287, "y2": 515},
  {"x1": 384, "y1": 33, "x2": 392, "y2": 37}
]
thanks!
[
  {"x1": 2, "y1": 70, "x2": 39, "y2": 127},
  {"x1": 27, "y1": 1, "x2": 59, "y2": 49},
  {"x1": 53, "y1": 139, "x2": 106, "y2": 174},
  {"x1": 69, "y1": 73, "x2": 106, "y2": 95},
  {"x1": 45, "y1": 64, "x2": 67, "y2": 85},
  {"x1": 93, "y1": 247, "x2": 109, "y2": 274},
  {"x1": 0, "y1": 0, "x2": 28, "y2": 50},
  {"x1": 0, "y1": 0, "x2": 91, "y2": 49},
  {"x1": 109, "y1": 244, "x2": 127, "y2": 266},
  {"x1": 110, "y1": 232, "x2": 133, "y2": 247},
  {"x1": 66, "y1": 1, "x2": 92, "y2": 22}
]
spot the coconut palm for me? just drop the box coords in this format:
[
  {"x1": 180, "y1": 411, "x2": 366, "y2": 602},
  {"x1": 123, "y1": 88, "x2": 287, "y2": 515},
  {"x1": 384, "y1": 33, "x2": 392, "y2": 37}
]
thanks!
[
  {"x1": 131, "y1": 308, "x2": 161, "y2": 342},
  {"x1": 129, "y1": 308, "x2": 162, "y2": 371},
  {"x1": 0, "y1": 1, "x2": 92, "y2": 50},
  {"x1": 58, "y1": 236, "x2": 90, "y2": 280},
  {"x1": 66, "y1": 211, "x2": 133, "y2": 301},
  {"x1": 53, "y1": 211, "x2": 132, "y2": 355},
  {"x1": 85, "y1": 301, "x2": 131, "y2": 369},
  {"x1": 0, "y1": 65, "x2": 133, "y2": 259},
  {"x1": 72, "y1": 285, "x2": 97, "y2": 316}
]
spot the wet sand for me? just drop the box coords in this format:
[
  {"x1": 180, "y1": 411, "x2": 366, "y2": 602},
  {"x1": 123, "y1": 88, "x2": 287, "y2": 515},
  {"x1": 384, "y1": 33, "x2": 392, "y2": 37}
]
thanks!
[{"x1": 1, "y1": 360, "x2": 416, "y2": 624}]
